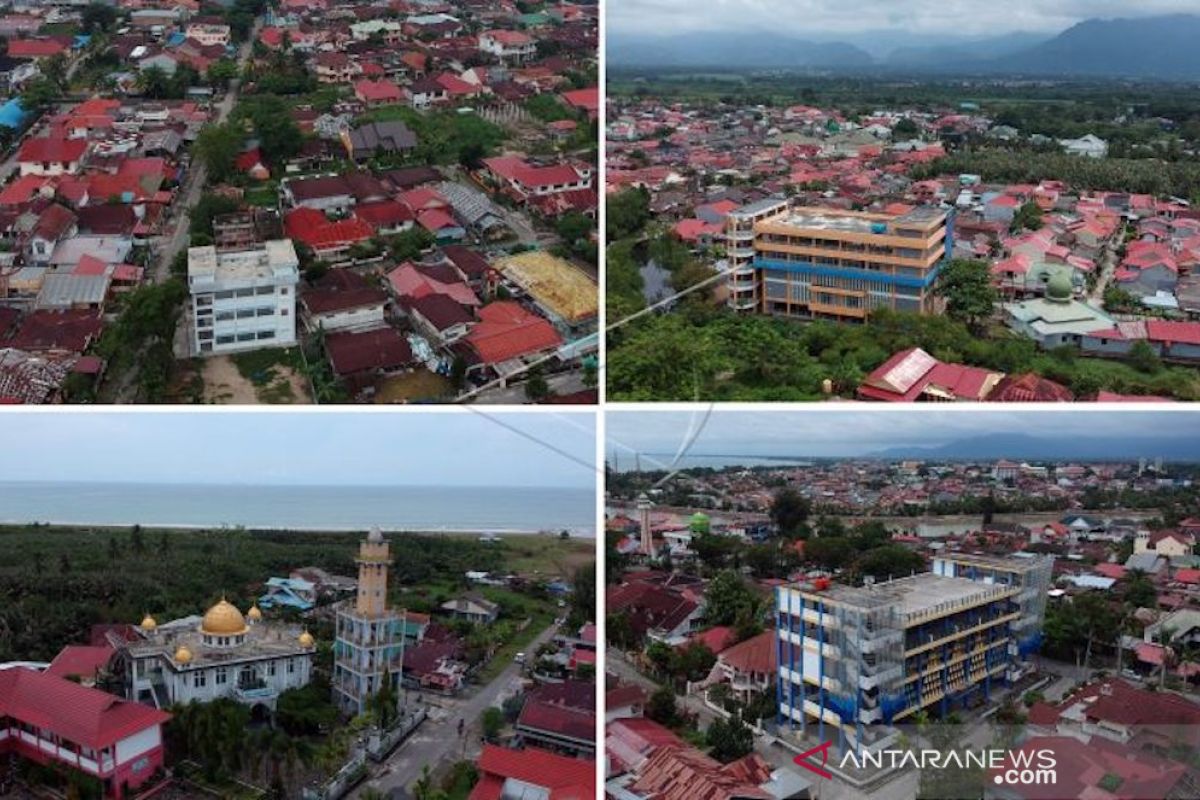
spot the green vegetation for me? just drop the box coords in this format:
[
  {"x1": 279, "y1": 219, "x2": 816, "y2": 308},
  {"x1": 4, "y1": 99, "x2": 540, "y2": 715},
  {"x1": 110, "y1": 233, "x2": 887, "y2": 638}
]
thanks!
[
  {"x1": 357, "y1": 106, "x2": 507, "y2": 167},
  {"x1": 937, "y1": 258, "x2": 998, "y2": 335},
  {"x1": 80, "y1": 3, "x2": 118, "y2": 33},
  {"x1": 138, "y1": 64, "x2": 200, "y2": 100},
  {"x1": 232, "y1": 95, "x2": 304, "y2": 168},
  {"x1": 194, "y1": 123, "x2": 244, "y2": 184},
  {"x1": 190, "y1": 193, "x2": 244, "y2": 237},
  {"x1": 91, "y1": 279, "x2": 189, "y2": 402},
  {"x1": 912, "y1": 149, "x2": 1200, "y2": 201},
  {"x1": 0, "y1": 524, "x2": 586, "y2": 662},
  {"x1": 606, "y1": 307, "x2": 1200, "y2": 401},
  {"x1": 706, "y1": 710, "x2": 754, "y2": 763},
  {"x1": 231, "y1": 347, "x2": 306, "y2": 404},
  {"x1": 525, "y1": 93, "x2": 573, "y2": 123}
]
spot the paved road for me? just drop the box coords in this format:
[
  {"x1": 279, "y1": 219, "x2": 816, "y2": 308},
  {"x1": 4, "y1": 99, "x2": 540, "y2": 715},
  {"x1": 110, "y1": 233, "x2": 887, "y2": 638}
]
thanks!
[
  {"x1": 353, "y1": 622, "x2": 560, "y2": 798},
  {"x1": 1087, "y1": 227, "x2": 1124, "y2": 304},
  {"x1": 471, "y1": 371, "x2": 588, "y2": 404},
  {"x1": 150, "y1": 21, "x2": 261, "y2": 285},
  {"x1": 606, "y1": 647, "x2": 721, "y2": 728}
]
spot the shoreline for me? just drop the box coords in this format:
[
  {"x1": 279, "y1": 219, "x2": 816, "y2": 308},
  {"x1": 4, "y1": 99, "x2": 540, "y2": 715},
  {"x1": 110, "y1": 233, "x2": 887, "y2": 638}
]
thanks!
[{"x1": 0, "y1": 520, "x2": 598, "y2": 538}]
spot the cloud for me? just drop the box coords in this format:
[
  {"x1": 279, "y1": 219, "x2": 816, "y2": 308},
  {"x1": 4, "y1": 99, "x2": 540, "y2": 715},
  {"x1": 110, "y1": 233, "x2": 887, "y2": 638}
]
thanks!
[
  {"x1": 606, "y1": 409, "x2": 1197, "y2": 459},
  {"x1": 608, "y1": 0, "x2": 1200, "y2": 38},
  {"x1": 0, "y1": 411, "x2": 597, "y2": 488}
]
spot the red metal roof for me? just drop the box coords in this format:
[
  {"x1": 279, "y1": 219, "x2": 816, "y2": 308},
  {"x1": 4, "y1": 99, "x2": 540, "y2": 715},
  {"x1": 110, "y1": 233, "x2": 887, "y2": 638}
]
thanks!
[
  {"x1": 325, "y1": 327, "x2": 413, "y2": 376},
  {"x1": 18, "y1": 136, "x2": 86, "y2": 165},
  {"x1": 469, "y1": 745, "x2": 595, "y2": 800},
  {"x1": 717, "y1": 630, "x2": 776, "y2": 675},
  {"x1": 463, "y1": 301, "x2": 561, "y2": 364},
  {"x1": 517, "y1": 698, "x2": 595, "y2": 744},
  {"x1": 628, "y1": 746, "x2": 772, "y2": 800},
  {"x1": 990, "y1": 736, "x2": 1189, "y2": 800},
  {"x1": 46, "y1": 645, "x2": 114, "y2": 680},
  {"x1": 0, "y1": 667, "x2": 169, "y2": 750}
]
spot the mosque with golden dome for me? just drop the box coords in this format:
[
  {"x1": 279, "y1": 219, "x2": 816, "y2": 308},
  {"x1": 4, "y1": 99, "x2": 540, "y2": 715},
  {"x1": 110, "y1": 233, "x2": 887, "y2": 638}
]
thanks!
[{"x1": 121, "y1": 596, "x2": 316, "y2": 712}]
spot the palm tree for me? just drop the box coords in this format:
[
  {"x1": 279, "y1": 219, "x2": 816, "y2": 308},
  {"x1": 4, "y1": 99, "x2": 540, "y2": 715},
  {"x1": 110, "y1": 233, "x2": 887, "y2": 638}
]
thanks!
[{"x1": 1157, "y1": 626, "x2": 1178, "y2": 690}]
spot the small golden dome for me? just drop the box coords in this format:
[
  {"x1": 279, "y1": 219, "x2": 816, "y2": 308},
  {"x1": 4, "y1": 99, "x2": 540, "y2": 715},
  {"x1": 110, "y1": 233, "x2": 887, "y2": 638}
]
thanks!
[
  {"x1": 200, "y1": 598, "x2": 249, "y2": 636},
  {"x1": 139, "y1": 614, "x2": 157, "y2": 632},
  {"x1": 298, "y1": 630, "x2": 315, "y2": 648},
  {"x1": 175, "y1": 645, "x2": 193, "y2": 664},
  {"x1": 247, "y1": 604, "x2": 263, "y2": 621}
]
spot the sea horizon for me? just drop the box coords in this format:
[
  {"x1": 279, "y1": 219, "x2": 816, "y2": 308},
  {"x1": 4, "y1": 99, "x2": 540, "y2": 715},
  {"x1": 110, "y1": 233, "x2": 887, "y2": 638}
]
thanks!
[{"x1": 0, "y1": 481, "x2": 597, "y2": 537}]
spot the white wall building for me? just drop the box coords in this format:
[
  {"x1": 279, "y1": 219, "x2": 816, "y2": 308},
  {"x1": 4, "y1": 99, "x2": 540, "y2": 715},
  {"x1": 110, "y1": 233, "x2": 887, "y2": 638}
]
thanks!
[
  {"x1": 125, "y1": 600, "x2": 315, "y2": 713},
  {"x1": 188, "y1": 240, "x2": 300, "y2": 356}
]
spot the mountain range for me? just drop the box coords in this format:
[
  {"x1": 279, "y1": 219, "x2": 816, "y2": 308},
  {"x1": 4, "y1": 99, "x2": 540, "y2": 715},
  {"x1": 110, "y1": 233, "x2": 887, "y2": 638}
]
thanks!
[
  {"x1": 609, "y1": 14, "x2": 1200, "y2": 80},
  {"x1": 869, "y1": 433, "x2": 1200, "y2": 462}
]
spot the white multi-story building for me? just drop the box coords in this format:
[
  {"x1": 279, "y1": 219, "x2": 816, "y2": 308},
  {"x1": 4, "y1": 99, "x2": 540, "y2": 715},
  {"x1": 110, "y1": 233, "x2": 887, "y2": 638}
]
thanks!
[
  {"x1": 188, "y1": 240, "x2": 300, "y2": 356},
  {"x1": 123, "y1": 599, "x2": 316, "y2": 714},
  {"x1": 478, "y1": 30, "x2": 536, "y2": 62},
  {"x1": 184, "y1": 22, "x2": 231, "y2": 46}
]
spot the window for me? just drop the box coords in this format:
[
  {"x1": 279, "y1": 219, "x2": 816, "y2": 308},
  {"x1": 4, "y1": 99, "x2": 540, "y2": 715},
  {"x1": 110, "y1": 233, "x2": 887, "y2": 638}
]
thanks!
[
  {"x1": 215, "y1": 668, "x2": 228, "y2": 685},
  {"x1": 280, "y1": 288, "x2": 288, "y2": 295},
  {"x1": 256, "y1": 285, "x2": 274, "y2": 295},
  {"x1": 215, "y1": 290, "x2": 234, "y2": 300},
  {"x1": 237, "y1": 332, "x2": 255, "y2": 342},
  {"x1": 199, "y1": 331, "x2": 213, "y2": 341},
  {"x1": 257, "y1": 330, "x2": 275, "y2": 340},
  {"x1": 236, "y1": 309, "x2": 255, "y2": 319},
  {"x1": 268, "y1": 662, "x2": 277, "y2": 677},
  {"x1": 216, "y1": 335, "x2": 235, "y2": 345},
  {"x1": 287, "y1": 660, "x2": 295, "y2": 674},
  {"x1": 193, "y1": 672, "x2": 206, "y2": 688}
]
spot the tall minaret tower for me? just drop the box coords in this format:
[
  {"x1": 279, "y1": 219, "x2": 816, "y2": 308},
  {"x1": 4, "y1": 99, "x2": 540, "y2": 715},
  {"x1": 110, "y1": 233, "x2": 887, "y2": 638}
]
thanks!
[
  {"x1": 356, "y1": 526, "x2": 390, "y2": 616},
  {"x1": 637, "y1": 493, "x2": 653, "y2": 556}
]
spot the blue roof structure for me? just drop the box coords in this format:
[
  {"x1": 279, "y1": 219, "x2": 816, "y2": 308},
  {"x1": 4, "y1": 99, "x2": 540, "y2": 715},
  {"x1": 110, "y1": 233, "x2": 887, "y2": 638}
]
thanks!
[
  {"x1": 258, "y1": 576, "x2": 316, "y2": 611},
  {"x1": 0, "y1": 99, "x2": 28, "y2": 130}
]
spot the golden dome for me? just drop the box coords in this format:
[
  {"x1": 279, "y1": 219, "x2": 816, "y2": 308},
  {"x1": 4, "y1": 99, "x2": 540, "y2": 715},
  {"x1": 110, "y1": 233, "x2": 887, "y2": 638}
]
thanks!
[
  {"x1": 139, "y1": 614, "x2": 157, "y2": 632},
  {"x1": 298, "y1": 630, "x2": 315, "y2": 648},
  {"x1": 247, "y1": 604, "x2": 263, "y2": 621},
  {"x1": 174, "y1": 645, "x2": 193, "y2": 664},
  {"x1": 200, "y1": 598, "x2": 249, "y2": 636}
]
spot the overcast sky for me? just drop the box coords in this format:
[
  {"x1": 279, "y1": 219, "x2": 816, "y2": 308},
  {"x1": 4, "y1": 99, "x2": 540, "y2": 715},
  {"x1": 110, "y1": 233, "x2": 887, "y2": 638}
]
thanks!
[
  {"x1": 607, "y1": 409, "x2": 1200, "y2": 461},
  {"x1": 608, "y1": 0, "x2": 1200, "y2": 40},
  {"x1": 0, "y1": 411, "x2": 596, "y2": 488}
]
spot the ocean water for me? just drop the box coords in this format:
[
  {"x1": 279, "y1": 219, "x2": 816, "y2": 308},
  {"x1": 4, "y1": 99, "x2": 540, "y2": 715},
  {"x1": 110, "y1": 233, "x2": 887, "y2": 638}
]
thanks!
[{"x1": 0, "y1": 482, "x2": 596, "y2": 535}]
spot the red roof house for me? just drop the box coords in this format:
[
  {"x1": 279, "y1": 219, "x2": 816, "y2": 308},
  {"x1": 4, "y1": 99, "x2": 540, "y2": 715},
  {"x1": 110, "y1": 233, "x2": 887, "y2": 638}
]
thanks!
[
  {"x1": 8, "y1": 38, "x2": 67, "y2": 58},
  {"x1": 461, "y1": 301, "x2": 561, "y2": 365},
  {"x1": 283, "y1": 207, "x2": 373, "y2": 257},
  {"x1": 0, "y1": 667, "x2": 170, "y2": 798},
  {"x1": 469, "y1": 745, "x2": 595, "y2": 800},
  {"x1": 18, "y1": 136, "x2": 88, "y2": 175},
  {"x1": 354, "y1": 79, "x2": 404, "y2": 106},
  {"x1": 858, "y1": 347, "x2": 1003, "y2": 402}
]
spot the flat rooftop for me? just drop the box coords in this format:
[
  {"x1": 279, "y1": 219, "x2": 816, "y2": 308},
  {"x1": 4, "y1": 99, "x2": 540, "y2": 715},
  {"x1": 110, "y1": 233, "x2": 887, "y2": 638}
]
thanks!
[
  {"x1": 127, "y1": 619, "x2": 310, "y2": 668},
  {"x1": 767, "y1": 205, "x2": 945, "y2": 235},
  {"x1": 188, "y1": 239, "x2": 299, "y2": 283},
  {"x1": 729, "y1": 196, "x2": 789, "y2": 217},
  {"x1": 795, "y1": 573, "x2": 1013, "y2": 622},
  {"x1": 935, "y1": 551, "x2": 1053, "y2": 574}
]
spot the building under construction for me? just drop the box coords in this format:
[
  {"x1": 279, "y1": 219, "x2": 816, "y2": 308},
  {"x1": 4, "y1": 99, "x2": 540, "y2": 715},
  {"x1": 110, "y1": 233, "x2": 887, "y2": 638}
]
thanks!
[{"x1": 775, "y1": 553, "x2": 1053, "y2": 755}]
